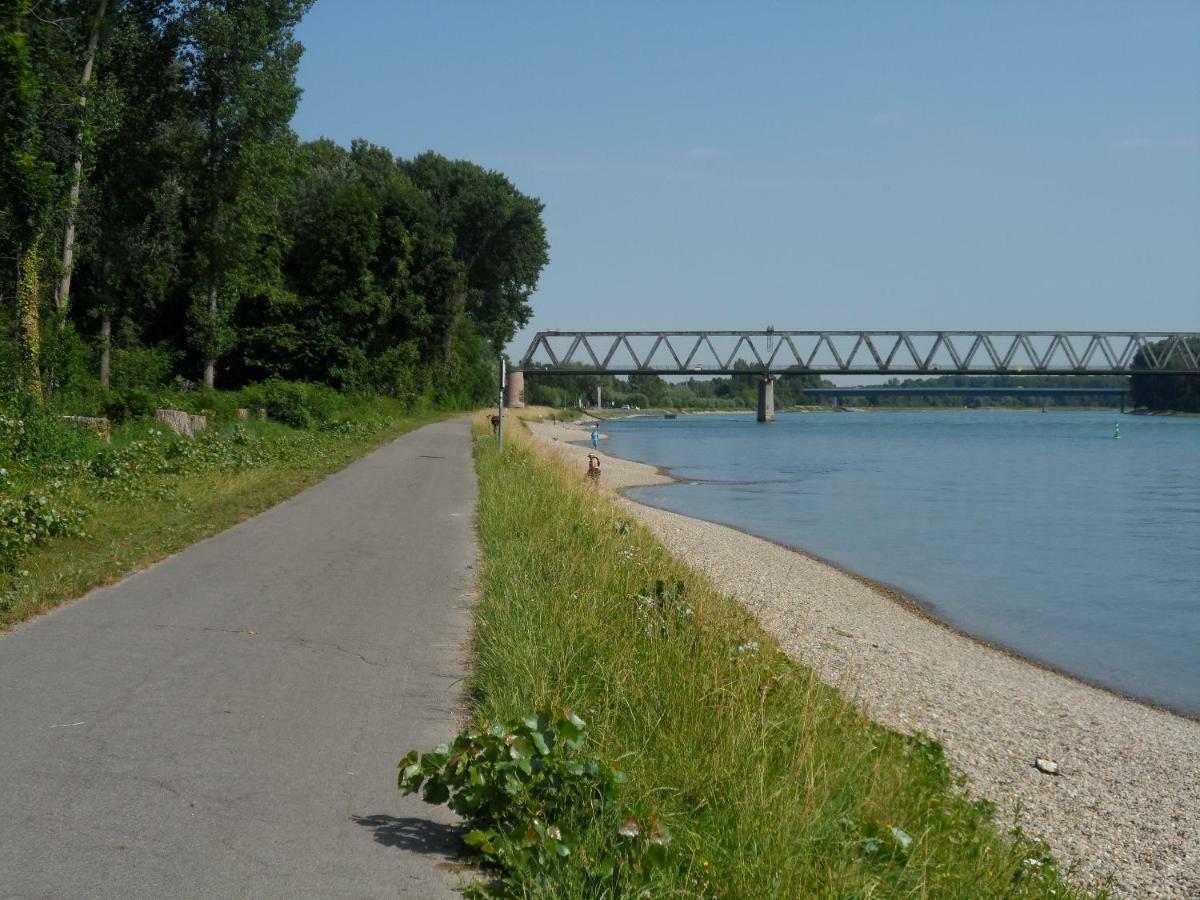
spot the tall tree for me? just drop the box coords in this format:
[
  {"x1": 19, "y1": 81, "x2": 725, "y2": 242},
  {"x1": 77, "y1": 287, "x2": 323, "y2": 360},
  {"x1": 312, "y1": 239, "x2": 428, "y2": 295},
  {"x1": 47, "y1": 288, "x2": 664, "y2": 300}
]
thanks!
[
  {"x1": 179, "y1": 0, "x2": 310, "y2": 387},
  {"x1": 402, "y1": 152, "x2": 549, "y2": 354},
  {"x1": 53, "y1": 0, "x2": 108, "y2": 314},
  {"x1": 76, "y1": 0, "x2": 185, "y2": 385},
  {"x1": 0, "y1": 0, "x2": 59, "y2": 397}
]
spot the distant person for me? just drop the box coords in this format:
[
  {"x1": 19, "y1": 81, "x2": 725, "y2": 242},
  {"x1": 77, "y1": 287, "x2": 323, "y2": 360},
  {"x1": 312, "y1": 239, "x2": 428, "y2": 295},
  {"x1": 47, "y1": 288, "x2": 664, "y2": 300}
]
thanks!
[{"x1": 591, "y1": 425, "x2": 599, "y2": 450}]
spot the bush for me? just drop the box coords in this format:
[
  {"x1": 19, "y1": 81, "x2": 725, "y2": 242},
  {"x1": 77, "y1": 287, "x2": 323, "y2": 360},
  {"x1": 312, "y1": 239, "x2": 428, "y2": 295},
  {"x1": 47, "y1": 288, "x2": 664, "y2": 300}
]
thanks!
[
  {"x1": 401, "y1": 712, "x2": 673, "y2": 896},
  {"x1": 263, "y1": 379, "x2": 320, "y2": 429},
  {"x1": 104, "y1": 387, "x2": 157, "y2": 424},
  {"x1": 0, "y1": 402, "x2": 100, "y2": 465},
  {"x1": 110, "y1": 345, "x2": 180, "y2": 392}
]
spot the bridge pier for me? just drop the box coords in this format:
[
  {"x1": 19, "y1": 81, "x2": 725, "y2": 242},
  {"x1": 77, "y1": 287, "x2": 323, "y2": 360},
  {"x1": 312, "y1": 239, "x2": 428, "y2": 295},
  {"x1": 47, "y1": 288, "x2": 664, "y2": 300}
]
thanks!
[
  {"x1": 504, "y1": 369, "x2": 525, "y2": 408},
  {"x1": 757, "y1": 375, "x2": 775, "y2": 423}
]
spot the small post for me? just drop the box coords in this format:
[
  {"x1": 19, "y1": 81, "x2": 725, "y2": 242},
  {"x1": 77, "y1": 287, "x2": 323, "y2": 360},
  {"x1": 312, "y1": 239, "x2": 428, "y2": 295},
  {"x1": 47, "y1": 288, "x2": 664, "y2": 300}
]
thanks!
[
  {"x1": 597, "y1": 383, "x2": 602, "y2": 409},
  {"x1": 498, "y1": 357, "x2": 506, "y2": 451},
  {"x1": 1120, "y1": 391, "x2": 1126, "y2": 414}
]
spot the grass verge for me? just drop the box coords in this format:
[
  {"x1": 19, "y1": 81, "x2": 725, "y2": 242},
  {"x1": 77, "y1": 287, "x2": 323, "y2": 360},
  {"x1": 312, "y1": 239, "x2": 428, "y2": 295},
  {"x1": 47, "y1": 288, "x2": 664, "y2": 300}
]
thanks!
[
  {"x1": 0, "y1": 403, "x2": 450, "y2": 628},
  {"x1": 467, "y1": 416, "x2": 1095, "y2": 897}
]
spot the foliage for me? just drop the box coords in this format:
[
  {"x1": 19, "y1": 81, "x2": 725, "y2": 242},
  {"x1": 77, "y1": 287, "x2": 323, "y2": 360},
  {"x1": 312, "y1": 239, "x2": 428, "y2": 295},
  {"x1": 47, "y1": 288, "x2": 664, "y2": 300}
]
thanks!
[
  {"x1": 261, "y1": 378, "x2": 315, "y2": 428},
  {"x1": 401, "y1": 712, "x2": 676, "y2": 896},
  {"x1": 0, "y1": 390, "x2": 410, "y2": 580},
  {"x1": 0, "y1": 482, "x2": 87, "y2": 572},
  {"x1": 467, "y1": 420, "x2": 1097, "y2": 897},
  {"x1": 102, "y1": 385, "x2": 155, "y2": 423},
  {"x1": 1131, "y1": 338, "x2": 1200, "y2": 412},
  {"x1": 0, "y1": 3, "x2": 543, "y2": 413}
]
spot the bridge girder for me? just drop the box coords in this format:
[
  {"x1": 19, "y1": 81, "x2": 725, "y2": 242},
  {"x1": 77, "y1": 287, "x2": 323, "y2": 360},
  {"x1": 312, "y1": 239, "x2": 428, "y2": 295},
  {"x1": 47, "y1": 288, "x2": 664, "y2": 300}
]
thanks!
[{"x1": 519, "y1": 331, "x2": 1200, "y2": 376}]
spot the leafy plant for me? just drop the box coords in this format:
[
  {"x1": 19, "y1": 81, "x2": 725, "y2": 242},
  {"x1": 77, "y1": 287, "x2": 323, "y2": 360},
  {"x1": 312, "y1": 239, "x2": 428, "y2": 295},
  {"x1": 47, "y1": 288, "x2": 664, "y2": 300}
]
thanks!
[
  {"x1": 262, "y1": 379, "x2": 319, "y2": 429},
  {"x1": 400, "y1": 712, "x2": 674, "y2": 896}
]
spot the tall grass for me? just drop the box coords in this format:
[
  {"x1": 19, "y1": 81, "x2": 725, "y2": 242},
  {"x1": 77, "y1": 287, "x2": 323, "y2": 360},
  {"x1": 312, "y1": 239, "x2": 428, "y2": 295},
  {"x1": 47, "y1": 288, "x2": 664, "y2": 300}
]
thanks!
[{"x1": 470, "y1": 419, "x2": 1094, "y2": 898}]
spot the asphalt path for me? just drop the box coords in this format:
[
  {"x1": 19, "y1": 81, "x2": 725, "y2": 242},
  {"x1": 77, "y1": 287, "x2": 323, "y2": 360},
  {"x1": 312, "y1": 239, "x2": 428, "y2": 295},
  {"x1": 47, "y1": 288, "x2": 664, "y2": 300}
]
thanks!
[{"x1": 0, "y1": 417, "x2": 477, "y2": 898}]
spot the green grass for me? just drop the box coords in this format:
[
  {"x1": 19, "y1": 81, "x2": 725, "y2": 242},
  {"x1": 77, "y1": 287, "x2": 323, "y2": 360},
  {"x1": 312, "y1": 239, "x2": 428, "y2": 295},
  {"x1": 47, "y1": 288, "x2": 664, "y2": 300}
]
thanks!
[
  {"x1": 0, "y1": 402, "x2": 450, "y2": 628},
  {"x1": 469, "y1": 420, "x2": 1098, "y2": 898}
]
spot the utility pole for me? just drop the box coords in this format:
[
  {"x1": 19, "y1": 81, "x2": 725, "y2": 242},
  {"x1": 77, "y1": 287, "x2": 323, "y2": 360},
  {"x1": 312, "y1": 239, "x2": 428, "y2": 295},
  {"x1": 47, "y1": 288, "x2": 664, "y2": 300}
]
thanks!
[{"x1": 498, "y1": 358, "x2": 506, "y2": 451}]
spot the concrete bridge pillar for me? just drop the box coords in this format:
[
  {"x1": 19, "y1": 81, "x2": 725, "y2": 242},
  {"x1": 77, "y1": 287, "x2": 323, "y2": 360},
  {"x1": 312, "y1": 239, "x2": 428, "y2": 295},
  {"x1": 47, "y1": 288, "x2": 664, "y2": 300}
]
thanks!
[
  {"x1": 757, "y1": 375, "x2": 775, "y2": 423},
  {"x1": 504, "y1": 369, "x2": 525, "y2": 408}
]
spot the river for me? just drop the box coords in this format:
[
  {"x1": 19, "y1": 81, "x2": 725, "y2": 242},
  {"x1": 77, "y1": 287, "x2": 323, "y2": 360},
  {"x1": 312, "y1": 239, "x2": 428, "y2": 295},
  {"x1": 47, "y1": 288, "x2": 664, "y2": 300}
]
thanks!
[{"x1": 601, "y1": 410, "x2": 1200, "y2": 717}]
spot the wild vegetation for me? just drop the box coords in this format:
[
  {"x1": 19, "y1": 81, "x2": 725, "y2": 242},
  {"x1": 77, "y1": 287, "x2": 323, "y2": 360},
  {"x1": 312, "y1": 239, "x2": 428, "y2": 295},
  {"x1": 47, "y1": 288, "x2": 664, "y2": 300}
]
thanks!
[
  {"x1": 1131, "y1": 337, "x2": 1200, "y2": 412},
  {"x1": 1, "y1": 1, "x2": 546, "y2": 407},
  {"x1": 402, "y1": 416, "x2": 1098, "y2": 897},
  {"x1": 0, "y1": 391, "x2": 446, "y2": 626},
  {"x1": 527, "y1": 368, "x2": 1133, "y2": 411},
  {"x1": 0, "y1": 1, "x2": 547, "y2": 617}
]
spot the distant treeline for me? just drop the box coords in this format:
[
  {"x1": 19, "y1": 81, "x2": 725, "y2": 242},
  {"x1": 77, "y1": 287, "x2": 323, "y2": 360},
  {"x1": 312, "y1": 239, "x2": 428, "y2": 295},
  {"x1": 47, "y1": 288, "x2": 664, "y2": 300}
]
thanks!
[
  {"x1": 1, "y1": 1, "x2": 548, "y2": 412},
  {"x1": 1131, "y1": 338, "x2": 1200, "y2": 413},
  {"x1": 527, "y1": 367, "x2": 821, "y2": 410}
]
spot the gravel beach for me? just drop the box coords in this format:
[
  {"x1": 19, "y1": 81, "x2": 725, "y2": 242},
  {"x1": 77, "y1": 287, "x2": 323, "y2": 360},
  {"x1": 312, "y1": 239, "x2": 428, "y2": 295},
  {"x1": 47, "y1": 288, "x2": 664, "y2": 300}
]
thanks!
[{"x1": 530, "y1": 416, "x2": 1199, "y2": 899}]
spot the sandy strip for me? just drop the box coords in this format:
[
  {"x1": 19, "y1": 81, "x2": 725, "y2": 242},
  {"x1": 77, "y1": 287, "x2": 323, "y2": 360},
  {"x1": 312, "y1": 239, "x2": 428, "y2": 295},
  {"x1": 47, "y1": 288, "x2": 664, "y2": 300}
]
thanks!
[{"x1": 530, "y1": 417, "x2": 1198, "y2": 899}]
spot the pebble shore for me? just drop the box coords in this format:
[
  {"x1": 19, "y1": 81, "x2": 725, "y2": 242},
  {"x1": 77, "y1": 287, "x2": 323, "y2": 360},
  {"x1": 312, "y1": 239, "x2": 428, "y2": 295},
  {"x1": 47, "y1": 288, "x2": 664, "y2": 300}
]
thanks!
[{"x1": 530, "y1": 417, "x2": 1199, "y2": 899}]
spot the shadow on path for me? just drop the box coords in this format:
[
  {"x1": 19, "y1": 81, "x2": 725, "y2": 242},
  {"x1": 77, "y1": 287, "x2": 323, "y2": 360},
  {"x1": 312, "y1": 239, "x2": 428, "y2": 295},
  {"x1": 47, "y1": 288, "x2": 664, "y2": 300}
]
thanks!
[{"x1": 353, "y1": 814, "x2": 462, "y2": 859}]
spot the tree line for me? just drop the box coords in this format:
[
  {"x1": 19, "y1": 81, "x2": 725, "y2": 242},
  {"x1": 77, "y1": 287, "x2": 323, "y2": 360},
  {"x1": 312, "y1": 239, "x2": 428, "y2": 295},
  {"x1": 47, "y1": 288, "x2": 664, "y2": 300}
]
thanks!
[{"x1": 1, "y1": 1, "x2": 548, "y2": 411}]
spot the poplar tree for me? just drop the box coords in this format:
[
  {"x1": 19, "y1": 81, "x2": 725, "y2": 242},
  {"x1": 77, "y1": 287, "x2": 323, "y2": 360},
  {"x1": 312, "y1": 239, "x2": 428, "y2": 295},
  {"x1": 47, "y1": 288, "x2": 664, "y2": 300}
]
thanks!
[
  {"x1": 0, "y1": 0, "x2": 56, "y2": 398},
  {"x1": 179, "y1": 0, "x2": 311, "y2": 387}
]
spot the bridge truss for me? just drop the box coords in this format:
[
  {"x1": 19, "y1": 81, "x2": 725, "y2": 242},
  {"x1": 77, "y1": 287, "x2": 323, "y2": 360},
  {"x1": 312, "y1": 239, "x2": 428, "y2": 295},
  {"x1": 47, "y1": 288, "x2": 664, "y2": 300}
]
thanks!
[{"x1": 519, "y1": 331, "x2": 1200, "y2": 376}]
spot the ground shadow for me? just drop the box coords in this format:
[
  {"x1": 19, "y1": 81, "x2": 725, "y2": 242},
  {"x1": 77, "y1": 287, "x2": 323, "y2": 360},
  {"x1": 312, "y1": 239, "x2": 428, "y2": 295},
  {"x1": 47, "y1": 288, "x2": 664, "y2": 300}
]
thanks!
[{"x1": 352, "y1": 814, "x2": 463, "y2": 859}]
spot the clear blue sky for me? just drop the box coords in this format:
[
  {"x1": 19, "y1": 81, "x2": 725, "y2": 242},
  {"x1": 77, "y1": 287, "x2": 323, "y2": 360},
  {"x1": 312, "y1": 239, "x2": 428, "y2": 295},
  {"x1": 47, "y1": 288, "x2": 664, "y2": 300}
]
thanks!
[{"x1": 292, "y1": 2, "x2": 1199, "y2": 357}]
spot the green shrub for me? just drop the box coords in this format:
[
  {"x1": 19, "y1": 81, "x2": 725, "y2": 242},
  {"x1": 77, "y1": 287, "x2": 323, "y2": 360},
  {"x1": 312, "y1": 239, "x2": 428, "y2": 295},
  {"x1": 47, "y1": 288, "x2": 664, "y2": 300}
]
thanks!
[
  {"x1": 0, "y1": 487, "x2": 88, "y2": 571},
  {"x1": 0, "y1": 404, "x2": 99, "y2": 465},
  {"x1": 104, "y1": 387, "x2": 157, "y2": 424},
  {"x1": 401, "y1": 712, "x2": 674, "y2": 897},
  {"x1": 263, "y1": 379, "x2": 316, "y2": 428},
  {"x1": 111, "y1": 345, "x2": 180, "y2": 392}
]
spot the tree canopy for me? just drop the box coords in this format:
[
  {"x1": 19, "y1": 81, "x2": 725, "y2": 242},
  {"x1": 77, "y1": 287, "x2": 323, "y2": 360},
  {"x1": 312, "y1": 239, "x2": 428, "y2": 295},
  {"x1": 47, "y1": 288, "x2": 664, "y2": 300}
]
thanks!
[{"x1": 0, "y1": 1, "x2": 548, "y2": 410}]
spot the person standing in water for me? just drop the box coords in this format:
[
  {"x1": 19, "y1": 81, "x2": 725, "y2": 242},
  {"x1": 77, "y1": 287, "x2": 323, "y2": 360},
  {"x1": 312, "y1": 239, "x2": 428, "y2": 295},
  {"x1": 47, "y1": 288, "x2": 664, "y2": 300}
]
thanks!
[{"x1": 591, "y1": 425, "x2": 599, "y2": 450}]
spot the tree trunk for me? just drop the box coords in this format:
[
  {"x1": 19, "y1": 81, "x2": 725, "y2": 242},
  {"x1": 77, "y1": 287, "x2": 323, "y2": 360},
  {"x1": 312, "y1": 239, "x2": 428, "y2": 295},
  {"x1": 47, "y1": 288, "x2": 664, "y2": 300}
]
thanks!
[
  {"x1": 203, "y1": 271, "x2": 217, "y2": 387},
  {"x1": 16, "y1": 238, "x2": 43, "y2": 401},
  {"x1": 202, "y1": 86, "x2": 220, "y2": 389},
  {"x1": 54, "y1": 0, "x2": 108, "y2": 313},
  {"x1": 98, "y1": 312, "x2": 111, "y2": 387}
]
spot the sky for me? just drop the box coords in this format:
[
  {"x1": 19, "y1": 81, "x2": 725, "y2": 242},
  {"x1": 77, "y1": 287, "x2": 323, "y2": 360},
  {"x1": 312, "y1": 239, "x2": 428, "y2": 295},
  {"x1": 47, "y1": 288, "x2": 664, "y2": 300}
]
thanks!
[{"x1": 292, "y1": 2, "x2": 1200, "y2": 361}]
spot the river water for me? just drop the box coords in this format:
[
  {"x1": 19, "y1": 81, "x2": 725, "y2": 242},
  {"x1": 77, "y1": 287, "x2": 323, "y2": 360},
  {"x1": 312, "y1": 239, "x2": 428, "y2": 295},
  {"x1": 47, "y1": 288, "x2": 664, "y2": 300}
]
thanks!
[{"x1": 602, "y1": 411, "x2": 1200, "y2": 717}]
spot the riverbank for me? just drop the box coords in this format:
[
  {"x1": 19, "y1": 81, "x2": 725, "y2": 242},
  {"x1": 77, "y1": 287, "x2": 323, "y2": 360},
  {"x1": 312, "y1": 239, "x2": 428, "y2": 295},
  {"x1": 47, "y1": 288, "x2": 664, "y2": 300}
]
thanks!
[{"x1": 529, "y1": 416, "x2": 1199, "y2": 898}]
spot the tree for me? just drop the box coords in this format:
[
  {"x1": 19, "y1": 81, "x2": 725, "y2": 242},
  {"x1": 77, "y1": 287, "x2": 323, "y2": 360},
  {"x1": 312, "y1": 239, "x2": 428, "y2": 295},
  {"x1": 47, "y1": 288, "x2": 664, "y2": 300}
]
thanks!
[
  {"x1": 628, "y1": 371, "x2": 667, "y2": 407},
  {"x1": 178, "y1": 0, "x2": 311, "y2": 387},
  {"x1": 402, "y1": 152, "x2": 549, "y2": 353},
  {"x1": 1131, "y1": 338, "x2": 1200, "y2": 412},
  {"x1": 0, "y1": 0, "x2": 61, "y2": 398},
  {"x1": 75, "y1": 0, "x2": 186, "y2": 385},
  {"x1": 53, "y1": 0, "x2": 108, "y2": 314}
]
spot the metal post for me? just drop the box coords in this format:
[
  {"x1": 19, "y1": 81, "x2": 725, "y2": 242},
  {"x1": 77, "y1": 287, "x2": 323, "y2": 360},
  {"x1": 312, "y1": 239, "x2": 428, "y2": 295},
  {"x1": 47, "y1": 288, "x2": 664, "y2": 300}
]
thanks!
[
  {"x1": 597, "y1": 383, "x2": 602, "y2": 409},
  {"x1": 498, "y1": 358, "x2": 506, "y2": 451}
]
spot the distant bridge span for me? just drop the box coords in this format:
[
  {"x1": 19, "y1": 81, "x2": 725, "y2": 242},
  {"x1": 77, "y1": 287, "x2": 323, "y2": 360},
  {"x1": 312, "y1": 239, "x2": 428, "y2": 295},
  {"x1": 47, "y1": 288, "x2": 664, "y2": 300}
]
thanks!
[
  {"x1": 519, "y1": 330, "x2": 1200, "y2": 377},
  {"x1": 513, "y1": 330, "x2": 1198, "y2": 421}
]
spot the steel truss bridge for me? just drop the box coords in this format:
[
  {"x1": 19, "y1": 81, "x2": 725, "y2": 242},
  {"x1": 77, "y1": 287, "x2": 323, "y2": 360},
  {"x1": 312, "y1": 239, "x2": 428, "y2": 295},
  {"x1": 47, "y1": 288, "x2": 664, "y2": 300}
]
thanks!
[{"x1": 519, "y1": 331, "x2": 1200, "y2": 376}]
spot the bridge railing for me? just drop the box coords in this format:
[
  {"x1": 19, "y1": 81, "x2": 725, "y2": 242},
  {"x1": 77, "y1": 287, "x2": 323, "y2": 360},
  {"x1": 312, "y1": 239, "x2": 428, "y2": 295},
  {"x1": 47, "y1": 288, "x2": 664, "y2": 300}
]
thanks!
[{"x1": 518, "y1": 331, "x2": 1200, "y2": 376}]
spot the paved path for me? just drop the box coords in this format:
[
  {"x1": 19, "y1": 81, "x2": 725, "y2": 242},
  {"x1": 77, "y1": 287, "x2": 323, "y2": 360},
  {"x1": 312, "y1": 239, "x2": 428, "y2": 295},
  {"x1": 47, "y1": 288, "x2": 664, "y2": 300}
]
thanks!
[{"x1": 0, "y1": 418, "x2": 477, "y2": 899}]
